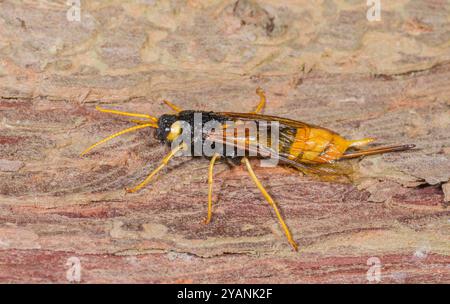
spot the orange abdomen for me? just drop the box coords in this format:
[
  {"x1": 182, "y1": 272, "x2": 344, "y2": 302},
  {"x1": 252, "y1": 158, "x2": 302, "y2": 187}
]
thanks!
[{"x1": 287, "y1": 126, "x2": 352, "y2": 164}]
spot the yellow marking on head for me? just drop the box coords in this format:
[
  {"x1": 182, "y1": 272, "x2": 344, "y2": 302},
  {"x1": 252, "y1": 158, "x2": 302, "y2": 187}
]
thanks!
[{"x1": 166, "y1": 121, "x2": 182, "y2": 141}]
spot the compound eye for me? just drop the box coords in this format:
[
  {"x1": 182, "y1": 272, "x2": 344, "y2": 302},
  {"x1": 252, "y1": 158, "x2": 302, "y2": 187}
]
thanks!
[{"x1": 166, "y1": 121, "x2": 182, "y2": 141}]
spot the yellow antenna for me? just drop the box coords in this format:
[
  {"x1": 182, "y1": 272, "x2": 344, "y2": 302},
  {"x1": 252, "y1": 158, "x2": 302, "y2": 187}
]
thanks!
[
  {"x1": 95, "y1": 106, "x2": 158, "y2": 122},
  {"x1": 80, "y1": 123, "x2": 157, "y2": 156}
]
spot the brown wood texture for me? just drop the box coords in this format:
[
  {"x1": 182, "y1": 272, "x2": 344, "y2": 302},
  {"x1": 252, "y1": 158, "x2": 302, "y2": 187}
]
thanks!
[{"x1": 0, "y1": 0, "x2": 449, "y2": 283}]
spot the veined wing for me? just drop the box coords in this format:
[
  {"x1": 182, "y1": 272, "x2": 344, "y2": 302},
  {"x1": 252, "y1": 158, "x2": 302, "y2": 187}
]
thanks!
[
  {"x1": 217, "y1": 112, "x2": 331, "y2": 132},
  {"x1": 205, "y1": 119, "x2": 354, "y2": 180}
]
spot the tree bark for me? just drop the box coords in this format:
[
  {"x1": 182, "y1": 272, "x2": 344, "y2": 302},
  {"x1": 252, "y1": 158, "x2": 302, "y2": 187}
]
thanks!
[{"x1": 0, "y1": 0, "x2": 449, "y2": 283}]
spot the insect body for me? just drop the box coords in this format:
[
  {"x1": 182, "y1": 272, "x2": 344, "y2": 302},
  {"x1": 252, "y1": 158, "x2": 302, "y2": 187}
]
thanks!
[{"x1": 81, "y1": 88, "x2": 414, "y2": 251}]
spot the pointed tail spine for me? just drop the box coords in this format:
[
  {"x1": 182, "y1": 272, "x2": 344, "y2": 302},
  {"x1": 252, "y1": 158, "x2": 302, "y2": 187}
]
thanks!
[{"x1": 340, "y1": 144, "x2": 415, "y2": 159}]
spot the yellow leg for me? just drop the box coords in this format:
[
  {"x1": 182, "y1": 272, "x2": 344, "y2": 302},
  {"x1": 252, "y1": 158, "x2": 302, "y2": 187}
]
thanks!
[
  {"x1": 242, "y1": 157, "x2": 298, "y2": 251},
  {"x1": 95, "y1": 106, "x2": 158, "y2": 122},
  {"x1": 80, "y1": 123, "x2": 157, "y2": 156},
  {"x1": 163, "y1": 100, "x2": 183, "y2": 113},
  {"x1": 126, "y1": 143, "x2": 187, "y2": 193},
  {"x1": 251, "y1": 87, "x2": 266, "y2": 114},
  {"x1": 348, "y1": 137, "x2": 375, "y2": 149},
  {"x1": 204, "y1": 153, "x2": 220, "y2": 224}
]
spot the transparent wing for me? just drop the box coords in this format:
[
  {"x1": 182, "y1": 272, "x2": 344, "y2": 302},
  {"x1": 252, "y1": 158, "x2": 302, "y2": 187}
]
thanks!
[{"x1": 205, "y1": 119, "x2": 354, "y2": 181}]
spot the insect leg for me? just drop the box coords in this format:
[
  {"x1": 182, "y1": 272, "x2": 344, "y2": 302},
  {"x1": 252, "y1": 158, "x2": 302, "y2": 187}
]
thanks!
[
  {"x1": 242, "y1": 157, "x2": 299, "y2": 251},
  {"x1": 251, "y1": 87, "x2": 266, "y2": 114},
  {"x1": 80, "y1": 123, "x2": 157, "y2": 156},
  {"x1": 125, "y1": 143, "x2": 187, "y2": 193},
  {"x1": 204, "y1": 153, "x2": 221, "y2": 224},
  {"x1": 348, "y1": 137, "x2": 375, "y2": 149},
  {"x1": 163, "y1": 100, "x2": 183, "y2": 113}
]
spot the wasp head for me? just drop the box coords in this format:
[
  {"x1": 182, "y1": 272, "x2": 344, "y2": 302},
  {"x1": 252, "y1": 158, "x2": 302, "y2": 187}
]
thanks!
[{"x1": 155, "y1": 114, "x2": 181, "y2": 142}]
